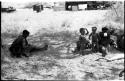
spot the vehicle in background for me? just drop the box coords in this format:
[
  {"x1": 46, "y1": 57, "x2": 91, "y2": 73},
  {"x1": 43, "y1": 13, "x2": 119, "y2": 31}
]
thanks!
[{"x1": 1, "y1": 6, "x2": 16, "y2": 13}]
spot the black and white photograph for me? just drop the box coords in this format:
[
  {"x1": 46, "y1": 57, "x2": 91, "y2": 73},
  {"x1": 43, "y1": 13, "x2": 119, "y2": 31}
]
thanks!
[{"x1": 1, "y1": 0, "x2": 124, "y2": 80}]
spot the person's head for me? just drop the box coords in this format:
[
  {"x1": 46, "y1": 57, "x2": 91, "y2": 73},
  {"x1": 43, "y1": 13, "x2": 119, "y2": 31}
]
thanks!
[
  {"x1": 22, "y1": 30, "x2": 30, "y2": 38},
  {"x1": 79, "y1": 28, "x2": 85, "y2": 35},
  {"x1": 92, "y1": 27, "x2": 97, "y2": 33},
  {"x1": 102, "y1": 27, "x2": 108, "y2": 32}
]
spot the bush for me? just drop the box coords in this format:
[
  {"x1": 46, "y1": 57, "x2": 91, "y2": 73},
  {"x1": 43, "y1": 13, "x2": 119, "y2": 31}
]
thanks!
[{"x1": 105, "y1": 1, "x2": 124, "y2": 24}]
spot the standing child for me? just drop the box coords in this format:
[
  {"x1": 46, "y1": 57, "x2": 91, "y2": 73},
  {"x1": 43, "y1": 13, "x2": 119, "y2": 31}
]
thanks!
[
  {"x1": 89, "y1": 27, "x2": 100, "y2": 53},
  {"x1": 73, "y1": 28, "x2": 90, "y2": 54},
  {"x1": 98, "y1": 27, "x2": 111, "y2": 57}
]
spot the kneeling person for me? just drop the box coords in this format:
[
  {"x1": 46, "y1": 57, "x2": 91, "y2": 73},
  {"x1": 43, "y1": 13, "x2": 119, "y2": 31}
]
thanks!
[{"x1": 9, "y1": 30, "x2": 48, "y2": 58}]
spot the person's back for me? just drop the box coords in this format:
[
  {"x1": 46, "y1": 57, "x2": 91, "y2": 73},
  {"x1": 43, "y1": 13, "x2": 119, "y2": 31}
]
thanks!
[
  {"x1": 9, "y1": 30, "x2": 48, "y2": 58},
  {"x1": 9, "y1": 30, "x2": 29, "y2": 58},
  {"x1": 10, "y1": 35, "x2": 28, "y2": 48}
]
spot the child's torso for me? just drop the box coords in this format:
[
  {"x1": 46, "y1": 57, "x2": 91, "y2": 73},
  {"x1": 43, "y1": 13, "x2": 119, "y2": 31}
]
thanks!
[{"x1": 92, "y1": 33, "x2": 99, "y2": 42}]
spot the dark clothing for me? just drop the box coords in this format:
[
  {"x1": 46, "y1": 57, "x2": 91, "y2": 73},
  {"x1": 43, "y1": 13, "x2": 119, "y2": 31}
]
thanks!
[
  {"x1": 9, "y1": 35, "x2": 48, "y2": 58},
  {"x1": 117, "y1": 34, "x2": 124, "y2": 50},
  {"x1": 99, "y1": 32, "x2": 110, "y2": 47},
  {"x1": 98, "y1": 31, "x2": 111, "y2": 57},
  {"x1": 10, "y1": 35, "x2": 28, "y2": 48},
  {"x1": 9, "y1": 35, "x2": 28, "y2": 57}
]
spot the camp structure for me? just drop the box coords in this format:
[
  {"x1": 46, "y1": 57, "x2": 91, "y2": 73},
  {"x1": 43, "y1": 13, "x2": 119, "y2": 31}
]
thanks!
[
  {"x1": 33, "y1": 4, "x2": 43, "y2": 12},
  {"x1": 53, "y1": 1, "x2": 112, "y2": 11}
]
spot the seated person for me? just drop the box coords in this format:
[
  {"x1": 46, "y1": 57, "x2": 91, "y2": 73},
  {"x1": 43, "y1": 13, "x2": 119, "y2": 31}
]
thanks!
[
  {"x1": 9, "y1": 30, "x2": 48, "y2": 58},
  {"x1": 73, "y1": 28, "x2": 90, "y2": 54}
]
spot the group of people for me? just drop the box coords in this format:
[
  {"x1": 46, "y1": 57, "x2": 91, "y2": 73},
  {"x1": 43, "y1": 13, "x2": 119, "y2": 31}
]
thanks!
[
  {"x1": 73, "y1": 26, "x2": 124, "y2": 77},
  {"x1": 8, "y1": 28, "x2": 124, "y2": 77},
  {"x1": 9, "y1": 26, "x2": 123, "y2": 58},
  {"x1": 73, "y1": 26, "x2": 118, "y2": 57}
]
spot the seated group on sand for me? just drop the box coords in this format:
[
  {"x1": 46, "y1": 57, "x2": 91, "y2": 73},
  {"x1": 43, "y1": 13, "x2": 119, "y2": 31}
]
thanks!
[{"x1": 9, "y1": 26, "x2": 124, "y2": 58}]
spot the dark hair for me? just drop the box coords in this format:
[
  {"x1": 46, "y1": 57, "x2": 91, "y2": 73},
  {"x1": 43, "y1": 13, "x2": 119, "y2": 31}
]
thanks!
[
  {"x1": 92, "y1": 27, "x2": 97, "y2": 30},
  {"x1": 79, "y1": 28, "x2": 85, "y2": 33},
  {"x1": 102, "y1": 27, "x2": 108, "y2": 32},
  {"x1": 23, "y1": 30, "x2": 30, "y2": 35}
]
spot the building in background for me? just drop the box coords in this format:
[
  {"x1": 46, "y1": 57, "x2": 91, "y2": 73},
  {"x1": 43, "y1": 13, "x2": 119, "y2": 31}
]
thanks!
[
  {"x1": 53, "y1": 2, "x2": 65, "y2": 11},
  {"x1": 53, "y1": 1, "x2": 113, "y2": 11},
  {"x1": 33, "y1": 4, "x2": 43, "y2": 12}
]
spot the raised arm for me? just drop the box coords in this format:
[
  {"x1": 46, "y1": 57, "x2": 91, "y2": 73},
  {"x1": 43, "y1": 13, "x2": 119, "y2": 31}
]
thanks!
[
  {"x1": 85, "y1": 28, "x2": 89, "y2": 35},
  {"x1": 89, "y1": 33, "x2": 92, "y2": 40}
]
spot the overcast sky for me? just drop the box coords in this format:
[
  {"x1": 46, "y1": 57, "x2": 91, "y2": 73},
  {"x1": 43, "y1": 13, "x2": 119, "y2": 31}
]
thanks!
[{"x1": 0, "y1": 0, "x2": 124, "y2": 3}]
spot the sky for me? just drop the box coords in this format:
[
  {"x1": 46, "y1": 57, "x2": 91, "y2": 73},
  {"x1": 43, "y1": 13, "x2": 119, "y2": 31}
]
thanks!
[
  {"x1": 0, "y1": 0, "x2": 124, "y2": 3},
  {"x1": 1, "y1": 0, "x2": 124, "y2": 8}
]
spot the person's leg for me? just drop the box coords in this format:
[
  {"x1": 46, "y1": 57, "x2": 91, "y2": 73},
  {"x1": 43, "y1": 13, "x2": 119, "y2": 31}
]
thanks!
[
  {"x1": 21, "y1": 52, "x2": 29, "y2": 57},
  {"x1": 16, "y1": 48, "x2": 22, "y2": 58},
  {"x1": 9, "y1": 47, "x2": 22, "y2": 58},
  {"x1": 73, "y1": 41, "x2": 81, "y2": 53},
  {"x1": 29, "y1": 45, "x2": 48, "y2": 53},
  {"x1": 9, "y1": 47, "x2": 15, "y2": 57},
  {"x1": 96, "y1": 42, "x2": 99, "y2": 52},
  {"x1": 80, "y1": 43, "x2": 86, "y2": 55},
  {"x1": 101, "y1": 46, "x2": 108, "y2": 57},
  {"x1": 99, "y1": 45, "x2": 106, "y2": 57},
  {"x1": 92, "y1": 42, "x2": 96, "y2": 52}
]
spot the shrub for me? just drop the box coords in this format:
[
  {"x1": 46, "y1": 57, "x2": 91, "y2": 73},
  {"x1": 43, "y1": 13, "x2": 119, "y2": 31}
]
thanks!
[{"x1": 105, "y1": 1, "x2": 124, "y2": 24}]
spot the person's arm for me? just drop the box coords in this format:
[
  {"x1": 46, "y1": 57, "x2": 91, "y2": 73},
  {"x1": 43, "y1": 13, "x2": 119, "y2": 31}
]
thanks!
[
  {"x1": 89, "y1": 33, "x2": 92, "y2": 40},
  {"x1": 22, "y1": 39, "x2": 28, "y2": 48},
  {"x1": 85, "y1": 28, "x2": 89, "y2": 35},
  {"x1": 97, "y1": 33, "x2": 101, "y2": 41},
  {"x1": 107, "y1": 33, "x2": 110, "y2": 40}
]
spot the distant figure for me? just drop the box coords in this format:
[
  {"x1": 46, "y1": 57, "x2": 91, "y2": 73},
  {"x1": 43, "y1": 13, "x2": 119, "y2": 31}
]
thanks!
[
  {"x1": 73, "y1": 28, "x2": 90, "y2": 54},
  {"x1": 9, "y1": 30, "x2": 48, "y2": 58},
  {"x1": 89, "y1": 27, "x2": 100, "y2": 53}
]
